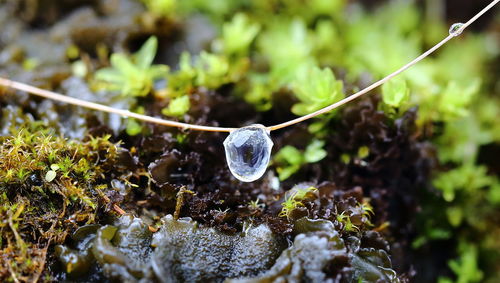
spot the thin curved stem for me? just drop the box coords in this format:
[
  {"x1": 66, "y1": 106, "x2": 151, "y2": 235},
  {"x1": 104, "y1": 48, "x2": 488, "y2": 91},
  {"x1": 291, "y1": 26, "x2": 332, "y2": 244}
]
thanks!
[
  {"x1": 267, "y1": 35, "x2": 453, "y2": 131},
  {"x1": 0, "y1": 0, "x2": 497, "y2": 133},
  {"x1": 457, "y1": 0, "x2": 499, "y2": 32},
  {"x1": 268, "y1": 0, "x2": 499, "y2": 131},
  {"x1": 0, "y1": 78, "x2": 236, "y2": 133}
]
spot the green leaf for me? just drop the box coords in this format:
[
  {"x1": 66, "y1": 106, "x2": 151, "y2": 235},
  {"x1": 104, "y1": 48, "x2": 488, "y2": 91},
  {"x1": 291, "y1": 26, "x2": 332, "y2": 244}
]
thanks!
[
  {"x1": 277, "y1": 164, "x2": 301, "y2": 181},
  {"x1": 95, "y1": 40, "x2": 168, "y2": 97},
  {"x1": 195, "y1": 51, "x2": 229, "y2": 88},
  {"x1": 438, "y1": 80, "x2": 480, "y2": 120},
  {"x1": 162, "y1": 95, "x2": 191, "y2": 117},
  {"x1": 446, "y1": 207, "x2": 463, "y2": 227},
  {"x1": 448, "y1": 243, "x2": 484, "y2": 283},
  {"x1": 95, "y1": 68, "x2": 126, "y2": 84},
  {"x1": 244, "y1": 80, "x2": 272, "y2": 111},
  {"x1": 135, "y1": 36, "x2": 158, "y2": 69},
  {"x1": 110, "y1": 53, "x2": 138, "y2": 76},
  {"x1": 179, "y1": 52, "x2": 195, "y2": 73},
  {"x1": 275, "y1": 146, "x2": 303, "y2": 165},
  {"x1": 487, "y1": 182, "x2": 500, "y2": 205},
  {"x1": 274, "y1": 140, "x2": 327, "y2": 180},
  {"x1": 222, "y1": 13, "x2": 260, "y2": 55},
  {"x1": 357, "y1": 146, "x2": 370, "y2": 159},
  {"x1": 147, "y1": 65, "x2": 169, "y2": 79},
  {"x1": 259, "y1": 19, "x2": 314, "y2": 83},
  {"x1": 304, "y1": 140, "x2": 327, "y2": 163},
  {"x1": 142, "y1": 0, "x2": 177, "y2": 17},
  {"x1": 382, "y1": 78, "x2": 409, "y2": 108},
  {"x1": 433, "y1": 164, "x2": 495, "y2": 202},
  {"x1": 198, "y1": 52, "x2": 228, "y2": 76},
  {"x1": 126, "y1": 119, "x2": 143, "y2": 136},
  {"x1": 291, "y1": 66, "x2": 344, "y2": 116},
  {"x1": 45, "y1": 170, "x2": 57, "y2": 182}
]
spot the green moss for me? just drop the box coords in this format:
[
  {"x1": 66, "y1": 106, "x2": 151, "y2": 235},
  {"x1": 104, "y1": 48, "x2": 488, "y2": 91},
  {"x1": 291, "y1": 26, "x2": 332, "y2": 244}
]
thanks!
[
  {"x1": 279, "y1": 186, "x2": 317, "y2": 220},
  {"x1": 0, "y1": 126, "x2": 126, "y2": 281},
  {"x1": 274, "y1": 139, "x2": 327, "y2": 180}
]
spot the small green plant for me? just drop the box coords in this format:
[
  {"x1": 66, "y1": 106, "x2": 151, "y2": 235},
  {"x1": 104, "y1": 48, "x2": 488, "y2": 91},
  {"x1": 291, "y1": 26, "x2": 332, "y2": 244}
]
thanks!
[
  {"x1": 259, "y1": 19, "x2": 314, "y2": 83},
  {"x1": 248, "y1": 198, "x2": 264, "y2": 210},
  {"x1": 243, "y1": 76, "x2": 273, "y2": 111},
  {"x1": 433, "y1": 163, "x2": 495, "y2": 203},
  {"x1": 0, "y1": 129, "x2": 118, "y2": 192},
  {"x1": 195, "y1": 51, "x2": 230, "y2": 88},
  {"x1": 0, "y1": 126, "x2": 127, "y2": 279},
  {"x1": 162, "y1": 95, "x2": 191, "y2": 117},
  {"x1": 221, "y1": 13, "x2": 260, "y2": 55},
  {"x1": 45, "y1": 164, "x2": 59, "y2": 182},
  {"x1": 438, "y1": 243, "x2": 484, "y2": 283},
  {"x1": 279, "y1": 186, "x2": 318, "y2": 220},
  {"x1": 141, "y1": 0, "x2": 177, "y2": 17},
  {"x1": 291, "y1": 65, "x2": 344, "y2": 116},
  {"x1": 335, "y1": 202, "x2": 374, "y2": 233},
  {"x1": 164, "y1": 51, "x2": 233, "y2": 97},
  {"x1": 437, "y1": 80, "x2": 480, "y2": 121},
  {"x1": 382, "y1": 78, "x2": 410, "y2": 108},
  {"x1": 95, "y1": 36, "x2": 168, "y2": 97},
  {"x1": 336, "y1": 211, "x2": 359, "y2": 232},
  {"x1": 274, "y1": 139, "x2": 327, "y2": 180}
]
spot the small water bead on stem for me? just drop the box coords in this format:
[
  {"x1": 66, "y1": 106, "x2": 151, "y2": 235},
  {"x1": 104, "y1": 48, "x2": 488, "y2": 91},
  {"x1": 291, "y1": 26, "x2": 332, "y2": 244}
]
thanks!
[
  {"x1": 449, "y1": 23, "x2": 464, "y2": 37},
  {"x1": 223, "y1": 125, "x2": 273, "y2": 182}
]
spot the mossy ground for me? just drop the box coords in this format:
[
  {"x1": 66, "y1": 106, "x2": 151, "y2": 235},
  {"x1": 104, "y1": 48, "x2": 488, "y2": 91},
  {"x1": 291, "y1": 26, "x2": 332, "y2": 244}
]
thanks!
[{"x1": 0, "y1": 0, "x2": 499, "y2": 282}]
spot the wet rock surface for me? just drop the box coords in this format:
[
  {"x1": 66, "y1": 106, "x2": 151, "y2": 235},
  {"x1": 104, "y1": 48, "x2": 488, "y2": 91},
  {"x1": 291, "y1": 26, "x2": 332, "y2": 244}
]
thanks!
[
  {"x1": 55, "y1": 215, "x2": 286, "y2": 282},
  {"x1": 230, "y1": 217, "x2": 399, "y2": 283},
  {"x1": 55, "y1": 215, "x2": 402, "y2": 282},
  {"x1": 152, "y1": 215, "x2": 286, "y2": 282}
]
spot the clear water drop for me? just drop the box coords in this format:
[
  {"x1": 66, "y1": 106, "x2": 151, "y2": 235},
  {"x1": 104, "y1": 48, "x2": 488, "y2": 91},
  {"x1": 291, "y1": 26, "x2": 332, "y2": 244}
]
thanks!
[
  {"x1": 449, "y1": 23, "x2": 464, "y2": 37},
  {"x1": 223, "y1": 125, "x2": 273, "y2": 182}
]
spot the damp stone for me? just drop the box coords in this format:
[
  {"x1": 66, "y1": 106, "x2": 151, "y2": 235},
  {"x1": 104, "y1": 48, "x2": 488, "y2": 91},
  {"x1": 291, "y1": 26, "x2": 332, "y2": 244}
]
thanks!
[{"x1": 223, "y1": 125, "x2": 273, "y2": 182}]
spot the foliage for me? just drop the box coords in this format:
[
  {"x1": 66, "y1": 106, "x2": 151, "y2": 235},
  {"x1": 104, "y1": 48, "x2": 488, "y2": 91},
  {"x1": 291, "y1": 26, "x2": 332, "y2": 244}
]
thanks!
[
  {"x1": 381, "y1": 78, "x2": 410, "y2": 109},
  {"x1": 162, "y1": 95, "x2": 190, "y2": 117},
  {"x1": 141, "y1": 0, "x2": 177, "y2": 18},
  {"x1": 95, "y1": 36, "x2": 168, "y2": 97},
  {"x1": 0, "y1": 125, "x2": 128, "y2": 280},
  {"x1": 291, "y1": 66, "x2": 344, "y2": 116},
  {"x1": 279, "y1": 186, "x2": 318, "y2": 220},
  {"x1": 439, "y1": 243, "x2": 484, "y2": 283},
  {"x1": 0, "y1": 129, "x2": 116, "y2": 187},
  {"x1": 433, "y1": 163, "x2": 497, "y2": 203},
  {"x1": 414, "y1": 40, "x2": 499, "y2": 283},
  {"x1": 437, "y1": 80, "x2": 480, "y2": 121},
  {"x1": 194, "y1": 51, "x2": 230, "y2": 88},
  {"x1": 258, "y1": 19, "x2": 315, "y2": 84},
  {"x1": 0, "y1": 0, "x2": 499, "y2": 281},
  {"x1": 274, "y1": 140, "x2": 327, "y2": 180},
  {"x1": 221, "y1": 13, "x2": 260, "y2": 56}
]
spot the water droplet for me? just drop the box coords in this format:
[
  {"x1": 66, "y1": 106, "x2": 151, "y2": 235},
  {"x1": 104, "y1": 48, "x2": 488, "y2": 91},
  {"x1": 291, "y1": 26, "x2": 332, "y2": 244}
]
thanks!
[
  {"x1": 223, "y1": 125, "x2": 273, "y2": 182},
  {"x1": 449, "y1": 23, "x2": 464, "y2": 37}
]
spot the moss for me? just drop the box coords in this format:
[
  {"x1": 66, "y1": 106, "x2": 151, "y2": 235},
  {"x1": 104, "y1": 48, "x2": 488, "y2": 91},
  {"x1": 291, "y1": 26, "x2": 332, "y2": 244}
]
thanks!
[
  {"x1": 0, "y1": 125, "x2": 130, "y2": 281},
  {"x1": 279, "y1": 186, "x2": 318, "y2": 220},
  {"x1": 0, "y1": 0, "x2": 499, "y2": 282}
]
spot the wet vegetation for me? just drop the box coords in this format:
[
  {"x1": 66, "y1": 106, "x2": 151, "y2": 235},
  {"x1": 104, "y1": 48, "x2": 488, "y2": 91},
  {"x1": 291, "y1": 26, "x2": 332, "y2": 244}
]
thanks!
[{"x1": 0, "y1": 0, "x2": 499, "y2": 282}]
